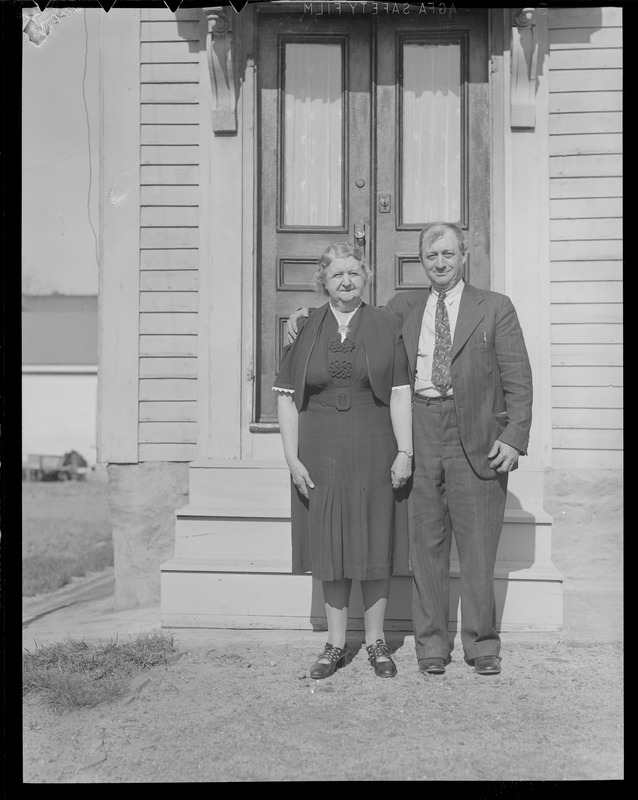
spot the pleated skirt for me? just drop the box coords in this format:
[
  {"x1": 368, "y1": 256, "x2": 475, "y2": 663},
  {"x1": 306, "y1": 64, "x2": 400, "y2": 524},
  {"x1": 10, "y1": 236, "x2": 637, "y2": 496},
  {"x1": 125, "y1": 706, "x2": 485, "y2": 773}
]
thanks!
[{"x1": 290, "y1": 391, "x2": 409, "y2": 581}]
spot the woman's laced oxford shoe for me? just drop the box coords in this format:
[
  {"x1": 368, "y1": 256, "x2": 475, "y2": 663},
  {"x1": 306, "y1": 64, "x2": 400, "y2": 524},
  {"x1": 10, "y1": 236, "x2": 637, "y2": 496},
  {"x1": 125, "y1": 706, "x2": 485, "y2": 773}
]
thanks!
[
  {"x1": 366, "y1": 639, "x2": 397, "y2": 678},
  {"x1": 309, "y1": 643, "x2": 348, "y2": 680}
]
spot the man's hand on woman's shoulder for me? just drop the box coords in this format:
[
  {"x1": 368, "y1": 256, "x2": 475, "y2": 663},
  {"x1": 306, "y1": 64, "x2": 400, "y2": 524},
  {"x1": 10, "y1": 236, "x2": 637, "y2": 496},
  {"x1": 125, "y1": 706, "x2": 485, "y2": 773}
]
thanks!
[{"x1": 285, "y1": 307, "x2": 310, "y2": 343}]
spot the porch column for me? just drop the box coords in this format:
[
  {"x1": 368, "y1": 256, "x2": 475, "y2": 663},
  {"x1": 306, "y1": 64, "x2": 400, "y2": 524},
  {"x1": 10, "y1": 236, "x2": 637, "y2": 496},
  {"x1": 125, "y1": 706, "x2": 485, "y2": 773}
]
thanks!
[{"x1": 197, "y1": 6, "x2": 244, "y2": 461}]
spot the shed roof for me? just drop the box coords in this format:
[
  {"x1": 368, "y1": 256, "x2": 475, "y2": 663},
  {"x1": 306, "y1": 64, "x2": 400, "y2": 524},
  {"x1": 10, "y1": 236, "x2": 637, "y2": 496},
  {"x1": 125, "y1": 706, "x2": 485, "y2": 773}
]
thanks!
[{"x1": 22, "y1": 295, "x2": 98, "y2": 366}]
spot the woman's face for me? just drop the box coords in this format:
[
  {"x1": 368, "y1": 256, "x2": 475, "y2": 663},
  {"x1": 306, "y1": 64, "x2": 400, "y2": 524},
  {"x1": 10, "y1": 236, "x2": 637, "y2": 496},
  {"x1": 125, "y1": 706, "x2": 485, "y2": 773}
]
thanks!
[{"x1": 324, "y1": 256, "x2": 366, "y2": 304}]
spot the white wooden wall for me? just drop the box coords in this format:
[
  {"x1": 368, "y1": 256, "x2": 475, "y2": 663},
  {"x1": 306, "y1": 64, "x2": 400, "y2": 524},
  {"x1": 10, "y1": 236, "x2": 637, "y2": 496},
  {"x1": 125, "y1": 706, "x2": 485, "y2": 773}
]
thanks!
[
  {"x1": 138, "y1": 7, "x2": 201, "y2": 461},
  {"x1": 548, "y1": 6, "x2": 623, "y2": 469}
]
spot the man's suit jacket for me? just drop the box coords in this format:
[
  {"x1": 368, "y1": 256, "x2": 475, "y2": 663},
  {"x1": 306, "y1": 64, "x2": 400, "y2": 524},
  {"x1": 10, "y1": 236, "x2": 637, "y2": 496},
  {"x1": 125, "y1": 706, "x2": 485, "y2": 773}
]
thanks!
[{"x1": 385, "y1": 283, "x2": 533, "y2": 480}]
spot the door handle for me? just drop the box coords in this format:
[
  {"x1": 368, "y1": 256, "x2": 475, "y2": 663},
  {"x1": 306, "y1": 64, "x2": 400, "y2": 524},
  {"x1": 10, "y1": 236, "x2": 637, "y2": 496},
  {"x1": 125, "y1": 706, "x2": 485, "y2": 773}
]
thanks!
[{"x1": 354, "y1": 222, "x2": 366, "y2": 247}]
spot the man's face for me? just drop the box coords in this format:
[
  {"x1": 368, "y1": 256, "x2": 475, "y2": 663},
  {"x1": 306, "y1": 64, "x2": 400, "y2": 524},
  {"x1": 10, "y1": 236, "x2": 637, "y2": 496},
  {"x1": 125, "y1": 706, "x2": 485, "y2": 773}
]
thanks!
[{"x1": 420, "y1": 229, "x2": 467, "y2": 293}]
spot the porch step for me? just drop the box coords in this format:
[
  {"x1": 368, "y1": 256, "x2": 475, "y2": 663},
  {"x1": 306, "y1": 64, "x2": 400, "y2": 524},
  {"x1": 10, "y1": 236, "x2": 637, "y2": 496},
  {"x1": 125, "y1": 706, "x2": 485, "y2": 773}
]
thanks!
[
  {"x1": 160, "y1": 561, "x2": 563, "y2": 631},
  {"x1": 171, "y1": 502, "x2": 554, "y2": 571},
  {"x1": 160, "y1": 460, "x2": 562, "y2": 631}
]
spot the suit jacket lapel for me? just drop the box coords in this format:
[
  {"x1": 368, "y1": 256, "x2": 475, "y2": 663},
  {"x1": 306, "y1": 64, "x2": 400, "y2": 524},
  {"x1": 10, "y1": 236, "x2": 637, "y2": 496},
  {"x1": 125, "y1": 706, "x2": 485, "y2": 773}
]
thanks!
[
  {"x1": 402, "y1": 291, "x2": 429, "y2": 383},
  {"x1": 452, "y1": 284, "x2": 485, "y2": 359}
]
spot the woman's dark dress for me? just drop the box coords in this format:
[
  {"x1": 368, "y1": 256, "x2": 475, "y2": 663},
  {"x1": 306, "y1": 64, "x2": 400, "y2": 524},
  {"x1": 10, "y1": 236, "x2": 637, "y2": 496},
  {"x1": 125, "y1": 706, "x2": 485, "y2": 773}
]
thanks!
[{"x1": 274, "y1": 304, "x2": 410, "y2": 581}]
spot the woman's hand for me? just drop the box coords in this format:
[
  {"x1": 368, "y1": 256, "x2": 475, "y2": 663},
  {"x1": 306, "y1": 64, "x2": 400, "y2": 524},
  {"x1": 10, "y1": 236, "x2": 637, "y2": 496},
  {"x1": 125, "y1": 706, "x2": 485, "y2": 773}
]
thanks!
[
  {"x1": 391, "y1": 452, "x2": 412, "y2": 490},
  {"x1": 288, "y1": 458, "x2": 315, "y2": 498}
]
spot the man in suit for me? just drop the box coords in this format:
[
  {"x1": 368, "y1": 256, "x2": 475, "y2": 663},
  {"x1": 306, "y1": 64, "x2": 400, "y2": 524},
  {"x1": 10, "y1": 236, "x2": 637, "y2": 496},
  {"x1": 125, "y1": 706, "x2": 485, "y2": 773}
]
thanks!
[
  {"x1": 383, "y1": 222, "x2": 533, "y2": 676},
  {"x1": 287, "y1": 222, "x2": 533, "y2": 675}
]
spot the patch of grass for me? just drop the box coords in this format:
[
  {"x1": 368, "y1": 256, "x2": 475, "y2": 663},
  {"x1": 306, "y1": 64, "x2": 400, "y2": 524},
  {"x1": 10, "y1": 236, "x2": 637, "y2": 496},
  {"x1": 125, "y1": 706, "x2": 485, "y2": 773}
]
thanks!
[
  {"x1": 22, "y1": 477, "x2": 114, "y2": 596},
  {"x1": 22, "y1": 549, "x2": 114, "y2": 596},
  {"x1": 23, "y1": 630, "x2": 176, "y2": 712}
]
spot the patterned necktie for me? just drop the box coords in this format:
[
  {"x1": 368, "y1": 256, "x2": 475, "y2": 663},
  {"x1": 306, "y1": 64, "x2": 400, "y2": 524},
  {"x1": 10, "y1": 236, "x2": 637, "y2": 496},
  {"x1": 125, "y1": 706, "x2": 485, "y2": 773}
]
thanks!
[{"x1": 431, "y1": 292, "x2": 452, "y2": 396}]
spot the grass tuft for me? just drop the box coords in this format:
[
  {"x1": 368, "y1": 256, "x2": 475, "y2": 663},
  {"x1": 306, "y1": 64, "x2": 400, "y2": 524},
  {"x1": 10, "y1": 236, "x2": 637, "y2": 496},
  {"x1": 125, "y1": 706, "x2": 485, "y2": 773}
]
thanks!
[{"x1": 23, "y1": 630, "x2": 176, "y2": 712}]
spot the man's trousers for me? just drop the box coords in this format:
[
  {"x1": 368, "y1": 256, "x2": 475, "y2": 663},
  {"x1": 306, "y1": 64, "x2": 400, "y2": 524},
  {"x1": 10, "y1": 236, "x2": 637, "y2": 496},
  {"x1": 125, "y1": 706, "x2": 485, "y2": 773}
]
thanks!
[{"x1": 410, "y1": 395, "x2": 508, "y2": 662}]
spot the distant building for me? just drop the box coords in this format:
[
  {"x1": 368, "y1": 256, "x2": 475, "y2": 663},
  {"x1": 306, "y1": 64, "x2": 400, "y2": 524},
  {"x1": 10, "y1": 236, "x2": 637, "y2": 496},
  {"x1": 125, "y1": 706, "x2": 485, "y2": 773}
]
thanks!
[{"x1": 22, "y1": 295, "x2": 98, "y2": 465}]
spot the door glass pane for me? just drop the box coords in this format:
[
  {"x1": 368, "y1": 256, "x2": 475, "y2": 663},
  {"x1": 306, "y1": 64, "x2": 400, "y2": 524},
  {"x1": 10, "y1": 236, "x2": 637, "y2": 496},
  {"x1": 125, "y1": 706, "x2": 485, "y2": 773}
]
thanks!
[
  {"x1": 402, "y1": 41, "x2": 461, "y2": 224},
  {"x1": 283, "y1": 42, "x2": 343, "y2": 227}
]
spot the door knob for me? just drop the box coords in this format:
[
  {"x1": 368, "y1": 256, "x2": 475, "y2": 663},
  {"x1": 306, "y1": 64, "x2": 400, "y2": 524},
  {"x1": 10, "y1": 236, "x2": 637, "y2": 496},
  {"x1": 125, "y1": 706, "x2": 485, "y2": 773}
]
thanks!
[{"x1": 354, "y1": 222, "x2": 366, "y2": 246}]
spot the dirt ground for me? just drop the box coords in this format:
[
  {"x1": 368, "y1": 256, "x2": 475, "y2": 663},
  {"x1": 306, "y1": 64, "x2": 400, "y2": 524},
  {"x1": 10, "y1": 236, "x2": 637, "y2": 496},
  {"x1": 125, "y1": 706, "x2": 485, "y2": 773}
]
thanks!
[{"x1": 22, "y1": 513, "x2": 623, "y2": 783}]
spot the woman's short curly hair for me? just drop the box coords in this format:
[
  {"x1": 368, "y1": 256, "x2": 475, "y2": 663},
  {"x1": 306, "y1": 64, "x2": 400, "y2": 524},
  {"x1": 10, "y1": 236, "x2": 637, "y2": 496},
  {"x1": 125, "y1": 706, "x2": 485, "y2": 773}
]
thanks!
[{"x1": 313, "y1": 242, "x2": 372, "y2": 296}]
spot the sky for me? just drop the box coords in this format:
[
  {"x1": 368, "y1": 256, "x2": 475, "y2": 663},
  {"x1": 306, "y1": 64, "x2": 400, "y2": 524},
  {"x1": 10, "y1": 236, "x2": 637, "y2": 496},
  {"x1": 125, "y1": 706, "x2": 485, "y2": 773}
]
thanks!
[{"x1": 22, "y1": 6, "x2": 101, "y2": 295}]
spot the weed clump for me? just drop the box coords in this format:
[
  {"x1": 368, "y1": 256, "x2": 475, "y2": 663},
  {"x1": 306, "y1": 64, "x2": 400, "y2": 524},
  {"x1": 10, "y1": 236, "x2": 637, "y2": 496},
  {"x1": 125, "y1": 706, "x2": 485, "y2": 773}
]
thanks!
[{"x1": 23, "y1": 630, "x2": 175, "y2": 712}]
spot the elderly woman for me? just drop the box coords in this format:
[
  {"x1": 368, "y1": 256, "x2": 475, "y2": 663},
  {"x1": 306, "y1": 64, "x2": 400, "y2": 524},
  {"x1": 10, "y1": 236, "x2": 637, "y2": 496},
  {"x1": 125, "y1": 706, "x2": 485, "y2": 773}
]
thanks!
[{"x1": 273, "y1": 242, "x2": 413, "y2": 680}]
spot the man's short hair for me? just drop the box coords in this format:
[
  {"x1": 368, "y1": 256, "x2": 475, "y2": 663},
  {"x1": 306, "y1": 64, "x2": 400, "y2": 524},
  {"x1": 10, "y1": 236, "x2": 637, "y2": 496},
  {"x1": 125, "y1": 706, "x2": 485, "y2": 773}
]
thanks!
[{"x1": 419, "y1": 222, "x2": 467, "y2": 260}]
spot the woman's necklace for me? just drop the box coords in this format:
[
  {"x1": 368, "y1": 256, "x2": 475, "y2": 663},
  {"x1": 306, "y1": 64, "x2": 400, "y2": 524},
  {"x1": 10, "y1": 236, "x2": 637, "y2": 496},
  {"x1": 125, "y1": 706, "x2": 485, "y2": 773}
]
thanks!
[{"x1": 330, "y1": 302, "x2": 362, "y2": 342}]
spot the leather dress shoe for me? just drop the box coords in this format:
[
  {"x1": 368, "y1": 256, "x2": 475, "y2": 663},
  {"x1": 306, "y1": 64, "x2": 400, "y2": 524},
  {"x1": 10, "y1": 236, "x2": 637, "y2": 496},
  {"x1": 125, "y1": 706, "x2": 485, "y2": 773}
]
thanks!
[
  {"x1": 418, "y1": 657, "x2": 447, "y2": 675},
  {"x1": 473, "y1": 655, "x2": 501, "y2": 675},
  {"x1": 366, "y1": 639, "x2": 397, "y2": 678},
  {"x1": 309, "y1": 643, "x2": 348, "y2": 680}
]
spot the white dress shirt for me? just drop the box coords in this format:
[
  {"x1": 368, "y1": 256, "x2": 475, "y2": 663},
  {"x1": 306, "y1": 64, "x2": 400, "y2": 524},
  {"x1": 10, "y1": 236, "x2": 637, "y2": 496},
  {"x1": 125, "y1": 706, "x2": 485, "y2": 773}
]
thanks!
[{"x1": 414, "y1": 280, "x2": 465, "y2": 397}]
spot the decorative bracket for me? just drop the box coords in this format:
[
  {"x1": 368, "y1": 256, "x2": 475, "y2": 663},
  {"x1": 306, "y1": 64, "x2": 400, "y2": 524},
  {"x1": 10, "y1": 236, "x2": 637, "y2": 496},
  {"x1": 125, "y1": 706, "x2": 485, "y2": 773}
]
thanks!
[
  {"x1": 510, "y1": 8, "x2": 539, "y2": 129},
  {"x1": 203, "y1": 6, "x2": 237, "y2": 134}
]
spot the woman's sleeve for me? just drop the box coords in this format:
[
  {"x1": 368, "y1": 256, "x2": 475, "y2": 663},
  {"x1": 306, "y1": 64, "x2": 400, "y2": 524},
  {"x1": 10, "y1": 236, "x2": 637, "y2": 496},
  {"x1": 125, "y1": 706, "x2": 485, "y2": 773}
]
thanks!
[{"x1": 272, "y1": 317, "x2": 308, "y2": 393}]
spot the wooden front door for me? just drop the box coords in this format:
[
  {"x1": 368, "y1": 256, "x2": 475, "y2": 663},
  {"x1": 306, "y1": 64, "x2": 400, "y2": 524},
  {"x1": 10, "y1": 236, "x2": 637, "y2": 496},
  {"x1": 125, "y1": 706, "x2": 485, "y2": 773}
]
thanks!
[{"x1": 255, "y1": 8, "x2": 489, "y2": 424}]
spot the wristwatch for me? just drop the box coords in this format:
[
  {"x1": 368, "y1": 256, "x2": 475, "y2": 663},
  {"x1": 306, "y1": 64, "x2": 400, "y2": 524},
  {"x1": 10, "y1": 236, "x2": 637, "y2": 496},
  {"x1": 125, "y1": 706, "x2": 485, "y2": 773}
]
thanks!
[{"x1": 398, "y1": 450, "x2": 413, "y2": 458}]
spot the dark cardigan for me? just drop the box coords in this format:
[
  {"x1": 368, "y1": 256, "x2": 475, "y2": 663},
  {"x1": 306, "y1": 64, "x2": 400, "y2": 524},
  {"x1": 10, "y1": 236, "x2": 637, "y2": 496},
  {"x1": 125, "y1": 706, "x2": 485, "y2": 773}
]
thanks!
[{"x1": 278, "y1": 302, "x2": 403, "y2": 412}]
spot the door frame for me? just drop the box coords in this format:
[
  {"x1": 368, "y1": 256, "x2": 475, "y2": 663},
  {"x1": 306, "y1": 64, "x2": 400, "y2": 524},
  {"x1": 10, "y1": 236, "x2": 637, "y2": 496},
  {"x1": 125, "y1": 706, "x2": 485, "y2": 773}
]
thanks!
[{"x1": 195, "y1": 4, "x2": 552, "y2": 500}]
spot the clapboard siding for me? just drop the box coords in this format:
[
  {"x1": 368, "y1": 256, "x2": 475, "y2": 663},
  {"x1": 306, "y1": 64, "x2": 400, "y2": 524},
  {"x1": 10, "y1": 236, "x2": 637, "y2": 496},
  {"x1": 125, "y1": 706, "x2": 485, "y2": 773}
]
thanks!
[
  {"x1": 140, "y1": 270, "x2": 198, "y2": 291},
  {"x1": 551, "y1": 261, "x2": 622, "y2": 282},
  {"x1": 141, "y1": 63, "x2": 200, "y2": 83},
  {"x1": 550, "y1": 198, "x2": 622, "y2": 219},
  {"x1": 140, "y1": 291, "x2": 199, "y2": 313},
  {"x1": 551, "y1": 324, "x2": 622, "y2": 345},
  {"x1": 141, "y1": 186, "x2": 199, "y2": 206},
  {"x1": 141, "y1": 228, "x2": 199, "y2": 249},
  {"x1": 548, "y1": 7, "x2": 622, "y2": 469},
  {"x1": 142, "y1": 104, "x2": 200, "y2": 124},
  {"x1": 550, "y1": 239, "x2": 622, "y2": 262},
  {"x1": 550, "y1": 217, "x2": 622, "y2": 241},
  {"x1": 139, "y1": 314, "x2": 198, "y2": 335},
  {"x1": 139, "y1": 422, "x2": 198, "y2": 443},
  {"x1": 139, "y1": 358, "x2": 198, "y2": 379},
  {"x1": 141, "y1": 207, "x2": 199, "y2": 227},
  {"x1": 549, "y1": 91, "x2": 622, "y2": 113},
  {"x1": 551, "y1": 344, "x2": 623, "y2": 367},
  {"x1": 550, "y1": 177, "x2": 622, "y2": 199},
  {"x1": 550, "y1": 282, "x2": 621, "y2": 304},
  {"x1": 141, "y1": 125, "x2": 199, "y2": 145},
  {"x1": 141, "y1": 146, "x2": 199, "y2": 166},
  {"x1": 548, "y1": 133, "x2": 622, "y2": 156},
  {"x1": 137, "y1": 11, "x2": 202, "y2": 460},
  {"x1": 552, "y1": 387, "x2": 622, "y2": 408},
  {"x1": 549, "y1": 111, "x2": 621, "y2": 135},
  {"x1": 553, "y1": 408, "x2": 622, "y2": 430},
  {"x1": 139, "y1": 336, "x2": 198, "y2": 357},
  {"x1": 139, "y1": 379, "x2": 198, "y2": 402},
  {"x1": 139, "y1": 401, "x2": 197, "y2": 422},
  {"x1": 140, "y1": 250, "x2": 198, "y2": 270}
]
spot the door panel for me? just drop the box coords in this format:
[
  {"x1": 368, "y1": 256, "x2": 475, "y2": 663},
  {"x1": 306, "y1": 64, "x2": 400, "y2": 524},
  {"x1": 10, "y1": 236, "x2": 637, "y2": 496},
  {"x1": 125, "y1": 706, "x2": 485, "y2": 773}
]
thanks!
[
  {"x1": 256, "y1": 10, "x2": 489, "y2": 424},
  {"x1": 257, "y1": 14, "x2": 372, "y2": 422},
  {"x1": 374, "y1": 10, "x2": 489, "y2": 305}
]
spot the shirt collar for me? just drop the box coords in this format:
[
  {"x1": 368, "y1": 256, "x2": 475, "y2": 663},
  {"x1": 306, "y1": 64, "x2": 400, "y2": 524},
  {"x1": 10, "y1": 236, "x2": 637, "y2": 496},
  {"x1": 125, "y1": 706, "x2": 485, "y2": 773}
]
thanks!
[{"x1": 429, "y1": 279, "x2": 465, "y2": 304}]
